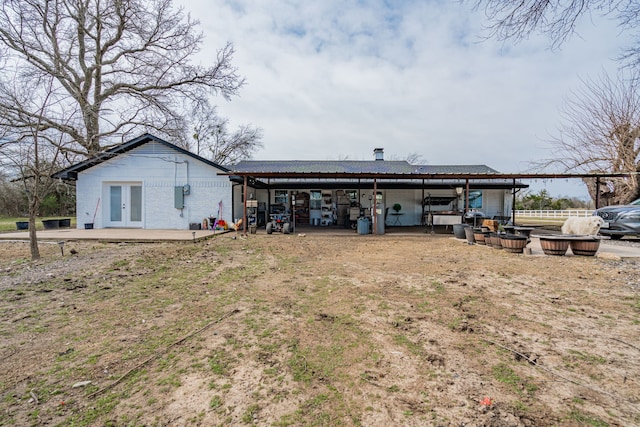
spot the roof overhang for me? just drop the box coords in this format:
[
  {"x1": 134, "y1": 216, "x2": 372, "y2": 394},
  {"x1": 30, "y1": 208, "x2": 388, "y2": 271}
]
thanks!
[{"x1": 222, "y1": 171, "x2": 631, "y2": 190}]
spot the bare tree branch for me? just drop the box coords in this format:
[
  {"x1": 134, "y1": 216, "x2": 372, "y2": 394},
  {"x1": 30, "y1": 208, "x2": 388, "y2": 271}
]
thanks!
[
  {"x1": 535, "y1": 69, "x2": 640, "y2": 204},
  {"x1": 0, "y1": 0, "x2": 245, "y2": 155},
  {"x1": 171, "y1": 99, "x2": 264, "y2": 165},
  {"x1": 470, "y1": 0, "x2": 640, "y2": 63}
]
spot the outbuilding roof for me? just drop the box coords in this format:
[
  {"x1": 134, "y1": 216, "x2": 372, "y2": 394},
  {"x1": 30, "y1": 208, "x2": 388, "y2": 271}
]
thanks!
[{"x1": 53, "y1": 133, "x2": 230, "y2": 180}]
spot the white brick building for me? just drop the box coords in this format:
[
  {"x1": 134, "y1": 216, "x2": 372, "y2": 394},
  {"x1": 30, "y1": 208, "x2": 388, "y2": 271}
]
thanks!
[{"x1": 56, "y1": 134, "x2": 233, "y2": 230}]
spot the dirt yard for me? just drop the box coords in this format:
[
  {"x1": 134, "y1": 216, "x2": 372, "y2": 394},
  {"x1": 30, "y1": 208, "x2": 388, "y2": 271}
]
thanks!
[{"x1": 1, "y1": 233, "x2": 639, "y2": 426}]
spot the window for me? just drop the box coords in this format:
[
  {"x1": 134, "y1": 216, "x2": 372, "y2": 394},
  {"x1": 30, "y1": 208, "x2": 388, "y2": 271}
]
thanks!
[{"x1": 465, "y1": 190, "x2": 483, "y2": 209}]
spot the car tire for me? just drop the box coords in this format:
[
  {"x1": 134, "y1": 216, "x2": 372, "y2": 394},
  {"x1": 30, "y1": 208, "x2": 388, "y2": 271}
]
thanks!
[
  {"x1": 610, "y1": 234, "x2": 623, "y2": 240},
  {"x1": 283, "y1": 223, "x2": 290, "y2": 234},
  {"x1": 266, "y1": 223, "x2": 273, "y2": 234}
]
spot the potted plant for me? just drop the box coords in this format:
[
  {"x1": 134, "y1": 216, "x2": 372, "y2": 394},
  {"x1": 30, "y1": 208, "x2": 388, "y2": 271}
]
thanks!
[{"x1": 392, "y1": 203, "x2": 402, "y2": 213}]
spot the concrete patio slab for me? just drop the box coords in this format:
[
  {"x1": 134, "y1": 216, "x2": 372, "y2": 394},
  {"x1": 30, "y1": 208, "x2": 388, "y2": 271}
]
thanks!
[
  {"x1": 1, "y1": 227, "x2": 638, "y2": 259},
  {"x1": 0, "y1": 228, "x2": 224, "y2": 242}
]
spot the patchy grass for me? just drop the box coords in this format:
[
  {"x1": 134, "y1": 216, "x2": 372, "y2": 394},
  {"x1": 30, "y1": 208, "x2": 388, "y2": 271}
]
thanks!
[{"x1": 0, "y1": 235, "x2": 638, "y2": 426}]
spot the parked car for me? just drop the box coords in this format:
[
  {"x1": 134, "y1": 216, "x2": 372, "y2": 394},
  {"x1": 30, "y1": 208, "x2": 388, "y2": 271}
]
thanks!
[{"x1": 593, "y1": 198, "x2": 640, "y2": 239}]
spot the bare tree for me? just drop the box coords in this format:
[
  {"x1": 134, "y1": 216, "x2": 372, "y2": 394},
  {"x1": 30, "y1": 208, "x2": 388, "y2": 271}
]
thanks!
[
  {"x1": 540, "y1": 70, "x2": 640, "y2": 204},
  {"x1": 0, "y1": 75, "x2": 71, "y2": 259},
  {"x1": 0, "y1": 0, "x2": 244, "y2": 155},
  {"x1": 180, "y1": 100, "x2": 263, "y2": 165},
  {"x1": 471, "y1": 1, "x2": 640, "y2": 60}
]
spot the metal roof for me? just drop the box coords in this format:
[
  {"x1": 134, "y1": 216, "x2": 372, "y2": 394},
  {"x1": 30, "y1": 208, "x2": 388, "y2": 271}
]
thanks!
[
  {"x1": 232, "y1": 160, "x2": 415, "y2": 174},
  {"x1": 232, "y1": 160, "x2": 500, "y2": 175},
  {"x1": 52, "y1": 134, "x2": 631, "y2": 190}
]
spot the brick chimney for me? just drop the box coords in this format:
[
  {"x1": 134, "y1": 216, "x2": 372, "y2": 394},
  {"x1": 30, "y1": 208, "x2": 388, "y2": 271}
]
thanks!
[{"x1": 374, "y1": 148, "x2": 384, "y2": 161}]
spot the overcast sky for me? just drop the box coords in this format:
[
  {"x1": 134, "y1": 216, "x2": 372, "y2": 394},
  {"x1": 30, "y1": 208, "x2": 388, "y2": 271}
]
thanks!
[{"x1": 179, "y1": 0, "x2": 630, "y2": 198}]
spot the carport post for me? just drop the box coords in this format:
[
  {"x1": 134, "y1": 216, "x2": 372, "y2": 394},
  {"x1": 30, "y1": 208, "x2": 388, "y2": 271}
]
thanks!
[
  {"x1": 512, "y1": 179, "x2": 516, "y2": 226},
  {"x1": 243, "y1": 175, "x2": 248, "y2": 236},
  {"x1": 373, "y1": 178, "x2": 378, "y2": 235},
  {"x1": 465, "y1": 179, "x2": 469, "y2": 214}
]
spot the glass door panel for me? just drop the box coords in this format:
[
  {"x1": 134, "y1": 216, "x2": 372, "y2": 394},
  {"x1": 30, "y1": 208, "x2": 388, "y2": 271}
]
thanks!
[{"x1": 110, "y1": 186, "x2": 122, "y2": 222}]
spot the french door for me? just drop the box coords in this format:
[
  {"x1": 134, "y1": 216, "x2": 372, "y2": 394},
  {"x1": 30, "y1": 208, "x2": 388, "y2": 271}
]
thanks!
[{"x1": 106, "y1": 183, "x2": 143, "y2": 227}]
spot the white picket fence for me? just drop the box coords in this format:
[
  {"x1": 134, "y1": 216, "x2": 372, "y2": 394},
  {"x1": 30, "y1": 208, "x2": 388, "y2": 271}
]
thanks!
[{"x1": 514, "y1": 209, "x2": 594, "y2": 218}]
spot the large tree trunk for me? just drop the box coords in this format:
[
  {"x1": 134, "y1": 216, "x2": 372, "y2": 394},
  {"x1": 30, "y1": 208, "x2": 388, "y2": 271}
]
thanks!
[
  {"x1": 584, "y1": 176, "x2": 640, "y2": 207},
  {"x1": 28, "y1": 198, "x2": 40, "y2": 260}
]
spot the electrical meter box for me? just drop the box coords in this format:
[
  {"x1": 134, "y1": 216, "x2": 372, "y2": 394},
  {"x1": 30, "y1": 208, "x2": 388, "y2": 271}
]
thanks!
[{"x1": 174, "y1": 186, "x2": 184, "y2": 209}]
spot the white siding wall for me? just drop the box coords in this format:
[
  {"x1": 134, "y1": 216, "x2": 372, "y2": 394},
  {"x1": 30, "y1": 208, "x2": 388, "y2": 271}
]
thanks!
[
  {"x1": 75, "y1": 142, "x2": 232, "y2": 229},
  {"x1": 388, "y1": 189, "x2": 513, "y2": 226},
  {"x1": 482, "y1": 189, "x2": 512, "y2": 219},
  {"x1": 383, "y1": 189, "x2": 421, "y2": 226},
  {"x1": 232, "y1": 184, "x2": 268, "y2": 223}
]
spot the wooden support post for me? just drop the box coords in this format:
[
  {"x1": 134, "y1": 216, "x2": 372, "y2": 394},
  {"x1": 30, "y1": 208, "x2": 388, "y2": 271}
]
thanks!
[
  {"x1": 243, "y1": 176, "x2": 248, "y2": 237},
  {"x1": 465, "y1": 179, "x2": 470, "y2": 214},
  {"x1": 512, "y1": 178, "x2": 516, "y2": 226},
  {"x1": 373, "y1": 178, "x2": 378, "y2": 235}
]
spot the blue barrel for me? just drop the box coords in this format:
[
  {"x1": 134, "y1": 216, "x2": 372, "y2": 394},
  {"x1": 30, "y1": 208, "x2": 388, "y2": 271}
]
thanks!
[{"x1": 357, "y1": 217, "x2": 370, "y2": 235}]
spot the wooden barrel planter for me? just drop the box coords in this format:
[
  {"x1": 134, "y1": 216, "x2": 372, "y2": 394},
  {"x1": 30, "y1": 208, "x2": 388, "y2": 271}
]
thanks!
[
  {"x1": 567, "y1": 236, "x2": 602, "y2": 256},
  {"x1": 500, "y1": 234, "x2": 528, "y2": 254},
  {"x1": 473, "y1": 228, "x2": 486, "y2": 245},
  {"x1": 482, "y1": 231, "x2": 493, "y2": 247},
  {"x1": 488, "y1": 233, "x2": 503, "y2": 249},
  {"x1": 539, "y1": 236, "x2": 570, "y2": 256}
]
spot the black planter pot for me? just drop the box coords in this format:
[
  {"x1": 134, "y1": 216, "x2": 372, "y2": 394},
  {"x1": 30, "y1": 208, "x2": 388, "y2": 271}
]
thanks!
[
  {"x1": 16, "y1": 221, "x2": 29, "y2": 230},
  {"x1": 464, "y1": 226, "x2": 475, "y2": 243},
  {"x1": 84, "y1": 223, "x2": 94, "y2": 229},
  {"x1": 42, "y1": 219, "x2": 59, "y2": 229},
  {"x1": 59, "y1": 218, "x2": 71, "y2": 228},
  {"x1": 453, "y1": 224, "x2": 467, "y2": 239}
]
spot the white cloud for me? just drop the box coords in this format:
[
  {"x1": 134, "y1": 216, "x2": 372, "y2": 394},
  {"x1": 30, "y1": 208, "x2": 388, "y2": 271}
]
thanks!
[{"x1": 179, "y1": 0, "x2": 630, "y2": 196}]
